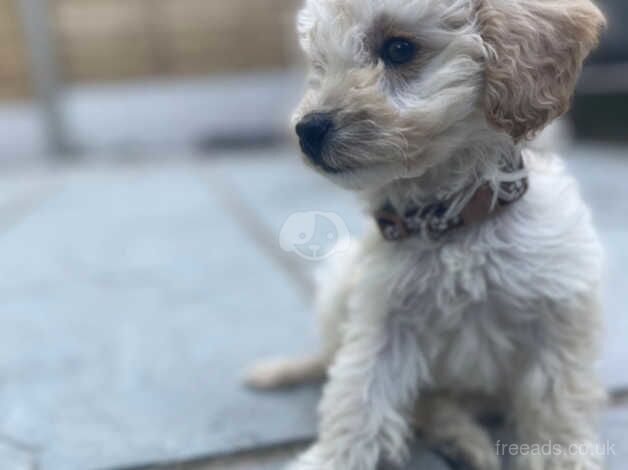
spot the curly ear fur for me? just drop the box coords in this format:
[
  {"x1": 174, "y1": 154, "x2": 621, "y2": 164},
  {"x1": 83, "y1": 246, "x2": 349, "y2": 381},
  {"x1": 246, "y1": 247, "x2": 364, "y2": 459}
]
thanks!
[{"x1": 476, "y1": 0, "x2": 606, "y2": 141}]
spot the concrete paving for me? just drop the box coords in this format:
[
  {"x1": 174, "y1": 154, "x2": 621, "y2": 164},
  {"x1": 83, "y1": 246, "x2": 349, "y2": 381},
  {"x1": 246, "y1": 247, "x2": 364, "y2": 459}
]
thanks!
[
  {"x1": 0, "y1": 144, "x2": 624, "y2": 469},
  {"x1": 0, "y1": 164, "x2": 321, "y2": 469},
  {"x1": 190, "y1": 409, "x2": 628, "y2": 470}
]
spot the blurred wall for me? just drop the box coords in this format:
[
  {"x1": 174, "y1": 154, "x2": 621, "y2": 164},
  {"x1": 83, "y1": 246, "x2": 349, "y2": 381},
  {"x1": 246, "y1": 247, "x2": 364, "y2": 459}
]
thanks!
[
  {"x1": 0, "y1": 0, "x2": 32, "y2": 99},
  {"x1": 1, "y1": 0, "x2": 300, "y2": 100},
  {"x1": 54, "y1": 0, "x2": 300, "y2": 82}
]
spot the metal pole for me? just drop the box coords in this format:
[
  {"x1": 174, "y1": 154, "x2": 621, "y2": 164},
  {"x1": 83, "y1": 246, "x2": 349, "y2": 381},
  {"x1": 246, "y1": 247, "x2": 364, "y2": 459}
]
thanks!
[{"x1": 16, "y1": 0, "x2": 73, "y2": 157}]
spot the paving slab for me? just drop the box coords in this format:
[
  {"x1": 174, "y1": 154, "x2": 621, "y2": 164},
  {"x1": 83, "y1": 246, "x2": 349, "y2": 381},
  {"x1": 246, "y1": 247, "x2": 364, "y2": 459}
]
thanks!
[
  {"x1": 0, "y1": 165, "x2": 319, "y2": 469},
  {"x1": 0, "y1": 440, "x2": 35, "y2": 470},
  {"x1": 158, "y1": 438, "x2": 452, "y2": 470},
  {"x1": 603, "y1": 406, "x2": 628, "y2": 470}
]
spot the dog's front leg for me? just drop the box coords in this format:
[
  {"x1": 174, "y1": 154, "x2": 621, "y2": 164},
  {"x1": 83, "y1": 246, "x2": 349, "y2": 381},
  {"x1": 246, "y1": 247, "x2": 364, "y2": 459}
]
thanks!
[
  {"x1": 510, "y1": 360, "x2": 606, "y2": 470},
  {"x1": 509, "y1": 295, "x2": 607, "y2": 470},
  {"x1": 289, "y1": 310, "x2": 424, "y2": 470},
  {"x1": 510, "y1": 366, "x2": 606, "y2": 470}
]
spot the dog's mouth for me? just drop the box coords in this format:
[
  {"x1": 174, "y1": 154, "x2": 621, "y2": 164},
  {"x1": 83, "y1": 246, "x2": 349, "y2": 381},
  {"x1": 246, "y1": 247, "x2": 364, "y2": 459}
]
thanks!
[
  {"x1": 314, "y1": 160, "x2": 345, "y2": 175},
  {"x1": 303, "y1": 148, "x2": 376, "y2": 177},
  {"x1": 305, "y1": 153, "x2": 352, "y2": 175},
  {"x1": 299, "y1": 143, "x2": 344, "y2": 175}
]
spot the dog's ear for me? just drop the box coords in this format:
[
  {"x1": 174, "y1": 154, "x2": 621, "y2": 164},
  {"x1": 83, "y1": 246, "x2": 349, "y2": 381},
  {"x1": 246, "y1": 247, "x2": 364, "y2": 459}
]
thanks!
[{"x1": 475, "y1": 0, "x2": 606, "y2": 141}]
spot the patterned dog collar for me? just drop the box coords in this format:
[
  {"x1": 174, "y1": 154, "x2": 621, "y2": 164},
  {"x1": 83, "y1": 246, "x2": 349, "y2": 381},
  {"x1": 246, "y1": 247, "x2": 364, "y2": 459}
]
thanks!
[{"x1": 374, "y1": 159, "x2": 528, "y2": 242}]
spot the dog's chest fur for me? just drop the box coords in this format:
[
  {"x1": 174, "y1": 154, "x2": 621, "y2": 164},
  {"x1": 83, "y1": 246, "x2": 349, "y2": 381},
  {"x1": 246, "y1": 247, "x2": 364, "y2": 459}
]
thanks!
[
  {"x1": 352, "y1": 153, "x2": 603, "y2": 395},
  {"x1": 366, "y1": 232, "x2": 526, "y2": 394}
]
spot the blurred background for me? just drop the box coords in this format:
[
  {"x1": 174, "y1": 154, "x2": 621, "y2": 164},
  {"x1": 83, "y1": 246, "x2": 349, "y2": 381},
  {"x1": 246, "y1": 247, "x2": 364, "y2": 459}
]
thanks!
[
  {"x1": 0, "y1": 0, "x2": 303, "y2": 160},
  {"x1": 0, "y1": 0, "x2": 623, "y2": 160},
  {"x1": 0, "y1": 1, "x2": 625, "y2": 469}
]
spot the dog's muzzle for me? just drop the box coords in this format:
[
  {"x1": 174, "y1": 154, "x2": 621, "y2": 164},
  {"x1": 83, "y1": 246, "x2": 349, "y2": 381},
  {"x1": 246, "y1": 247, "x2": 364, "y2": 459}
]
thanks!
[{"x1": 295, "y1": 112, "x2": 334, "y2": 169}]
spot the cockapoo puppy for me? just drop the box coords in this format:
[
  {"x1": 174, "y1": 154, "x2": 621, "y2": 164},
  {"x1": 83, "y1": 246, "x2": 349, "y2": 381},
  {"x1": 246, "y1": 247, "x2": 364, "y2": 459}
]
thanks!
[{"x1": 247, "y1": 0, "x2": 607, "y2": 469}]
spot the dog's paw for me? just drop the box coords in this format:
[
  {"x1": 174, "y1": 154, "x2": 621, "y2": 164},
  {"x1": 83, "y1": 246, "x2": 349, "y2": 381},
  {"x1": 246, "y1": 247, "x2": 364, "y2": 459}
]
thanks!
[
  {"x1": 243, "y1": 355, "x2": 326, "y2": 390},
  {"x1": 285, "y1": 446, "x2": 328, "y2": 470},
  {"x1": 243, "y1": 358, "x2": 293, "y2": 389},
  {"x1": 285, "y1": 460, "x2": 323, "y2": 470}
]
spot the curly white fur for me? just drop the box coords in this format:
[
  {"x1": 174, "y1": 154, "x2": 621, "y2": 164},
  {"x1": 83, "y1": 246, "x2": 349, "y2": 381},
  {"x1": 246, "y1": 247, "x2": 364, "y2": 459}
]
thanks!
[{"x1": 246, "y1": 0, "x2": 607, "y2": 469}]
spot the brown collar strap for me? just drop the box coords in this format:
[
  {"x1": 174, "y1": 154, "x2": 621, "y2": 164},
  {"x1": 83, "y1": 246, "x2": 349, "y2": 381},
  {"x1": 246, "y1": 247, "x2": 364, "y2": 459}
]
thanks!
[{"x1": 374, "y1": 160, "x2": 528, "y2": 242}]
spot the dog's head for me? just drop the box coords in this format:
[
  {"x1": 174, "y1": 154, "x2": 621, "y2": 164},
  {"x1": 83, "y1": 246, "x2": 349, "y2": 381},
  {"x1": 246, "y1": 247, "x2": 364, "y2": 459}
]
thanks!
[{"x1": 293, "y1": 0, "x2": 605, "y2": 189}]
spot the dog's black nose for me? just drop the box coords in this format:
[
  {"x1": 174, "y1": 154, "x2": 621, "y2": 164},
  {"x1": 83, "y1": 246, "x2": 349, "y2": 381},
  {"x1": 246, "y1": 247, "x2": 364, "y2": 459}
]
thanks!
[{"x1": 296, "y1": 112, "x2": 333, "y2": 163}]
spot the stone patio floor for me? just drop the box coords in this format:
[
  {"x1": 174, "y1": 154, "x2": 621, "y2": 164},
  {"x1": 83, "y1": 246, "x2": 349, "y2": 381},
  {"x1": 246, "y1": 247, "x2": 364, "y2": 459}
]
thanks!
[{"x1": 0, "y1": 143, "x2": 626, "y2": 470}]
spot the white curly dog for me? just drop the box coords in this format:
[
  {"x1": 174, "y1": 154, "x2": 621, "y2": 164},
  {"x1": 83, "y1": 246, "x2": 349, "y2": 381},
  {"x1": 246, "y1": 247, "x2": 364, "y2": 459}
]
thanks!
[{"x1": 247, "y1": 0, "x2": 607, "y2": 469}]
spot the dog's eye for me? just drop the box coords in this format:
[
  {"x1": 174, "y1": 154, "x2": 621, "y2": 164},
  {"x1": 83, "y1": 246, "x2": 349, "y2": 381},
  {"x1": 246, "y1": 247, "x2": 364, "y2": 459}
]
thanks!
[{"x1": 381, "y1": 38, "x2": 416, "y2": 66}]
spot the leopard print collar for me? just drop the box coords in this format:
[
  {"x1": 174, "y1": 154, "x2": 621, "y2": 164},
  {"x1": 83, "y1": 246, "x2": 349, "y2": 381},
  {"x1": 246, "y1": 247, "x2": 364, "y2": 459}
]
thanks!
[{"x1": 374, "y1": 157, "x2": 528, "y2": 242}]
